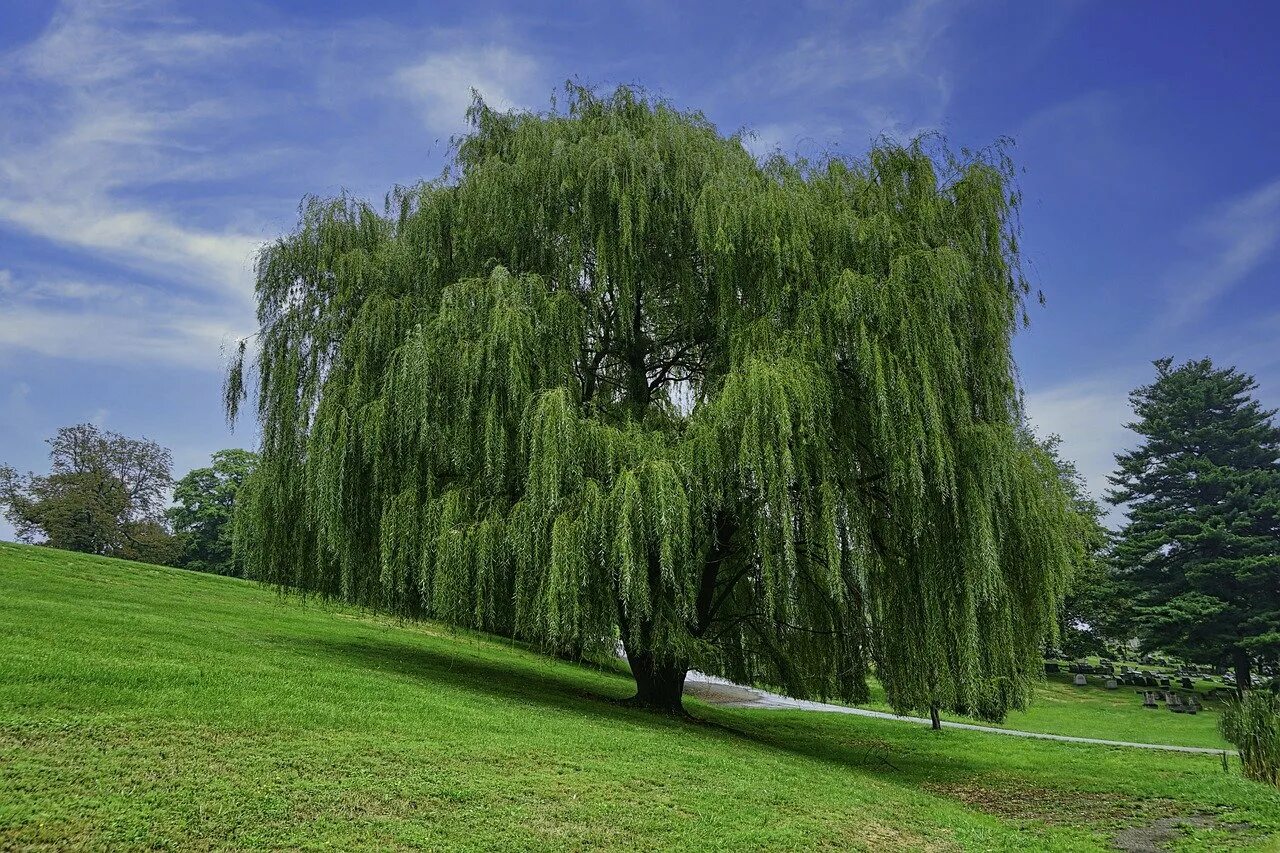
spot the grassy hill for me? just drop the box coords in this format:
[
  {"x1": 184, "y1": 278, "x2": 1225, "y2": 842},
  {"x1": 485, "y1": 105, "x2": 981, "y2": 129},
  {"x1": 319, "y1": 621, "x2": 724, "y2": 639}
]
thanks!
[{"x1": 2, "y1": 541, "x2": 1277, "y2": 851}]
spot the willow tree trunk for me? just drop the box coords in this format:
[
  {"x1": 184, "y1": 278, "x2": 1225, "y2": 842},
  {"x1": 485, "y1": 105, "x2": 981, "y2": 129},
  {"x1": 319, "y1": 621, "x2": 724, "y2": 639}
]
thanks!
[{"x1": 623, "y1": 641, "x2": 688, "y2": 713}]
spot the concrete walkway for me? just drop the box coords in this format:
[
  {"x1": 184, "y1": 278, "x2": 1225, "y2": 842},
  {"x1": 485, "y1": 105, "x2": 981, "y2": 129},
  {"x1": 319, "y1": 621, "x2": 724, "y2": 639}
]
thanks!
[{"x1": 683, "y1": 672, "x2": 1235, "y2": 756}]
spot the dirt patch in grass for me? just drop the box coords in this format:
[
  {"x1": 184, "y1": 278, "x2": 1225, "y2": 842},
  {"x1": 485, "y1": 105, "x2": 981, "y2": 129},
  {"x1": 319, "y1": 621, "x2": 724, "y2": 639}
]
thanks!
[
  {"x1": 925, "y1": 780, "x2": 1184, "y2": 825},
  {"x1": 1111, "y1": 814, "x2": 1254, "y2": 852},
  {"x1": 927, "y1": 782, "x2": 1257, "y2": 850}
]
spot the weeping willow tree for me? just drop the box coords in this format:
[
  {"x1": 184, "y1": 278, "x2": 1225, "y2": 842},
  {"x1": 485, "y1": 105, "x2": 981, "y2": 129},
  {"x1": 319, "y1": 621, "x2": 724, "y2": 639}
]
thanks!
[{"x1": 228, "y1": 85, "x2": 1078, "y2": 715}]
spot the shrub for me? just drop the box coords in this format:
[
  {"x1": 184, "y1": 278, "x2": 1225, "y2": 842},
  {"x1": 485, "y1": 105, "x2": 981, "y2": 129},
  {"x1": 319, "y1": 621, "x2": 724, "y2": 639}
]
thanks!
[{"x1": 1220, "y1": 687, "x2": 1280, "y2": 786}]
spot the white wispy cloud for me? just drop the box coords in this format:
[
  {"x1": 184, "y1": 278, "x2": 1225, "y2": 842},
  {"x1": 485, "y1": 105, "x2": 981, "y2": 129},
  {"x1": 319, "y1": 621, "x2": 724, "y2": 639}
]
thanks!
[
  {"x1": 395, "y1": 45, "x2": 544, "y2": 131},
  {"x1": 1023, "y1": 372, "x2": 1141, "y2": 521},
  {"x1": 1016, "y1": 90, "x2": 1132, "y2": 178},
  {"x1": 1156, "y1": 176, "x2": 1280, "y2": 334},
  {"x1": 1017, "y1": 89, "x2": 1280, "y2": 518},
  {"x1": 0, "y1": 263, "x2": 246, "y2": 372},
  {"x1": 0, "y1": 0, "x2": 266, "y2": 305},
  {"x1": 766, "y1": 0, "x2": 951, "y2": 93},
  {"x1": 7, "y1": 275, "x2": 133, "y2": 304},
  {"x1": 725, "y1": 0, "x2": 957, "y2": 151},
  {"x1": 0, "y1": 2, "x2": 552, "y2": 375},
  {"x1": 0, "y1": 0, "x2": 304, "y2": 375},
  {"x1": 0, "y1": 296, "x2": 243, "y2": 370}
]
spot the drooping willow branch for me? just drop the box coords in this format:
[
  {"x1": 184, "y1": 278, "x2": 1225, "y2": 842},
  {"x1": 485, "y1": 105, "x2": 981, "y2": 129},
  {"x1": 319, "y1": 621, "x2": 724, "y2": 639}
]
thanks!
[{"x1": 228, "y1": 84, "x2": 1079, "y2": 718}]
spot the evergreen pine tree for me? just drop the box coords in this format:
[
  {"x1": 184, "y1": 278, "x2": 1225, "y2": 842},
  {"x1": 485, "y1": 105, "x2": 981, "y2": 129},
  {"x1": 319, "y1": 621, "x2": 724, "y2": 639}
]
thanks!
[{"x1": 1109, "y1": 357, "x2": 1280, "y2": 689}]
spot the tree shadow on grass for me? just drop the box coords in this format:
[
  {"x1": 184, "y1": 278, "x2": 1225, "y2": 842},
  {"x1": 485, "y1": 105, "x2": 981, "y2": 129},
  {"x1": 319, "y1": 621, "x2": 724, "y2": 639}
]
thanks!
[
  {"x1": 286, "y1": 634, "x2": 660, "y2": 724},
  {"x1": 289, "y1": 633, "x2": 988, "y2": 784},
  {"x1": 283, "y1": 632, "x2": 1252, "y2": 849},
  {"x1": 687, "y1": 703, "x2": 993, "y2": 782}
]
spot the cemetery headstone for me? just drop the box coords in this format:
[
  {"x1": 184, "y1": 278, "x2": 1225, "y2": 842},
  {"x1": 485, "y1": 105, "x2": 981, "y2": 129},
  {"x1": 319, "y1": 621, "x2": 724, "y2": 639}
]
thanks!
[{"x1": 1073, "y1": 674, "x2": 1087, "y2": 686}]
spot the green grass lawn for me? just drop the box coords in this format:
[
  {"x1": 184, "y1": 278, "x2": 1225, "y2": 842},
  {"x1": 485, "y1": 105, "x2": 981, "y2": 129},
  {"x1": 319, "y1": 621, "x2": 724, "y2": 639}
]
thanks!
[
  {"x1": 855, "y1": 673, "x2": 1231, "y2": 750},
  {"x1": 2, "y1": 541, "x2": 1278, "y2": 851},
  {"x1": 983, "y1": 674, "x2": 1230, "y2": 749}
]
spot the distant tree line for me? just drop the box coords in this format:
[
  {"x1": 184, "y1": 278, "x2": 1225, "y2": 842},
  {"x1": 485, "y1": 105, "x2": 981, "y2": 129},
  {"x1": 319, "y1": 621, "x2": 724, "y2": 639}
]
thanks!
[{"x1": 1, "y1": 424, "x2": 255, "y2": 577}]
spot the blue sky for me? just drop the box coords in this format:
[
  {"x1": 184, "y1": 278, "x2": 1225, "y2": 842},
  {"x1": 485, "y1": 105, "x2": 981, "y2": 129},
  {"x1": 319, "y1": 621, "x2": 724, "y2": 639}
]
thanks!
[{"x1": 1, "y1": 0, "x2": 1278, "y2": 537}]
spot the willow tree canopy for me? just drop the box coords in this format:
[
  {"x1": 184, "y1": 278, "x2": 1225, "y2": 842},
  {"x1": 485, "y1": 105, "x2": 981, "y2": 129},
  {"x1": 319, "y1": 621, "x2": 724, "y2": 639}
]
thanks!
[{"x1": 228, "y1": 86, "x2": 1077, "y2": 715}]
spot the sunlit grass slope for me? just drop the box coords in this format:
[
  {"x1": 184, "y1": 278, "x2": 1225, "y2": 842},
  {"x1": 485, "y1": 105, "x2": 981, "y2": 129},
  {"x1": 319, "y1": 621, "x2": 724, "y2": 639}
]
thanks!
[
  {"x1": 856, "y1": 672, "x2": 1230, "y2": 750},
  {"x1": 1, "y1": 541, "x2": 1277, "y2": 851}
]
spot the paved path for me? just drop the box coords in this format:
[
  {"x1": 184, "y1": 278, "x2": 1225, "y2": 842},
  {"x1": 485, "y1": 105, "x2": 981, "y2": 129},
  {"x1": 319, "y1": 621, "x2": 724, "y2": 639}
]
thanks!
[{"x1": 683, "y1": 671, "x2": 1235, "y2": 755}]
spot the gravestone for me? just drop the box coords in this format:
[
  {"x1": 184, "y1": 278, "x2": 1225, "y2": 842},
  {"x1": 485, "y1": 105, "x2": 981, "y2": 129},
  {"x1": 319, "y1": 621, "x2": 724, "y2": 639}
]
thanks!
[
  {"x1": 1180, "y1": 677, "x2": 1195, "y2": 690},
  {"x1": 1142, "y1": 692, "x2": 1158, "y2": 708},
  {"x1": 1186, "y1": 696, "x2": 1199, "y2": 715},
  {"x1": 1044, "y1": 662, "x2": 1060, "y2": 674},
  {"x1": 1073, "y1": 674, "x2": 1087, "y2": 686},
  {"x1": 1167, "y1": 693, "x2": 1185, "y2": 713},
  {"x1": 1105, "y1": 678, "x2": 1118, "y2": 690}
]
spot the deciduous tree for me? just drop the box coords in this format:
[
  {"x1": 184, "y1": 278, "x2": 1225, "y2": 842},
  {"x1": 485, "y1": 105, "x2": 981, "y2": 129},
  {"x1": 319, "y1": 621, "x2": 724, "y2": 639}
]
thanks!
[
  {"x1": 1, "y1": 424, "x2": 176, "y2": 564},
  {"x1": 229, "y1": 86, "x2": 1076, "y2": 716},
  {"x1": 169, "y1": 449, "x2": 258, "y2": 576},
  {"x1": 1038, "y1": 432, "x2": 1119, "y2": 657}
]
